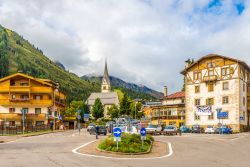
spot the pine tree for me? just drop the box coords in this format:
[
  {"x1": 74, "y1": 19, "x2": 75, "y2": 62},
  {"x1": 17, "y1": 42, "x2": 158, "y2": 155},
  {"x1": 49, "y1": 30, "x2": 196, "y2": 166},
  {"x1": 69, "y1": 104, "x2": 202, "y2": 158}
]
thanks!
[
  {"x1": 107, "y1": 104, "x2": 120, "y2": 119},
  {"x1": 119, "y1": 93, "x2": 131, "y2": 115}
]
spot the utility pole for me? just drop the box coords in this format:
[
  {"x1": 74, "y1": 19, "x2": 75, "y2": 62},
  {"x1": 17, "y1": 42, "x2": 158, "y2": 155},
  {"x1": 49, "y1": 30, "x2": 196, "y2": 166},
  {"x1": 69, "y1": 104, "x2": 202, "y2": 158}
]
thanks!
[
  {"x1": 53, "y1": 82, "x2": 59, "y2": 131},
  {"x1": 77, "y1": 109, "x2": 81, "y2": 134}
]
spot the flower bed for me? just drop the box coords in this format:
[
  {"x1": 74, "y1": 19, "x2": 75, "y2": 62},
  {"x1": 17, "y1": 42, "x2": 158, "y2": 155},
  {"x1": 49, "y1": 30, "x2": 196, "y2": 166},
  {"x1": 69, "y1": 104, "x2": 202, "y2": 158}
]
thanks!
[{"x1": 98, "y1": 133, "x2": 154, "y2": 154}]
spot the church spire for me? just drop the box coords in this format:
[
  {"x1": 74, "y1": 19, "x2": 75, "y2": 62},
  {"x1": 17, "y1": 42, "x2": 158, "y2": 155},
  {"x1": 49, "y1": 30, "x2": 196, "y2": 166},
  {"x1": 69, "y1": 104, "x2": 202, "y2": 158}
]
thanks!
[{"x1": 101, "y1": 59, "x2": 111, "y2": 93}]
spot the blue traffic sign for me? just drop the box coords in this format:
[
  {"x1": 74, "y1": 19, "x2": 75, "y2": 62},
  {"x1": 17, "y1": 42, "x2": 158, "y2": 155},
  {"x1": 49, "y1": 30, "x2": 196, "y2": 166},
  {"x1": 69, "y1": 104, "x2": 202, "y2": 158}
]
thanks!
[
  {"x1": 140, "y1": 128, "x2": 147, "y2": 136},
  {"x1": 217, "y1": 112, "x2": 228, "y2": 119},
  {"x1": 113, "y1": 127, "x2": 122, "y2": 137}
]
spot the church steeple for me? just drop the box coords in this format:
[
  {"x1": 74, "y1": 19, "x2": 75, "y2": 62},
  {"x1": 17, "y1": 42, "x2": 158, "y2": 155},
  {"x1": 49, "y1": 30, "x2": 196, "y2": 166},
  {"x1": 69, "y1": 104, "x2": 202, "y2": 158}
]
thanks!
[{"x1": 101, "y1": 60, "x2": 111, "y2": 93}]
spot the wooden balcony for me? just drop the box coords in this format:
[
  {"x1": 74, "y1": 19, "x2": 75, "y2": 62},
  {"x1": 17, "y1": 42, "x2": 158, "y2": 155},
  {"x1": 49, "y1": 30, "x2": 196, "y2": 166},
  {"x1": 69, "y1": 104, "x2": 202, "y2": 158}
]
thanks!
[
  {"x1": 9, "y1": 98, "x2": 30, "y2": 102},
  {"x1": 203, "y1": 75, "x2": 218, "y2": 82},
  {"x1": 0, "y1": 99, "x2": 52, "y2": 106},
  {"x1": 0, "y1": 87, "x2": 9, "y2": 93},
  {"x1": 30, "y1": 87, "x2": 53, "y2": 93},
  {"x1": 9, "y1": 86, "x2": 30, "y2": 92}
]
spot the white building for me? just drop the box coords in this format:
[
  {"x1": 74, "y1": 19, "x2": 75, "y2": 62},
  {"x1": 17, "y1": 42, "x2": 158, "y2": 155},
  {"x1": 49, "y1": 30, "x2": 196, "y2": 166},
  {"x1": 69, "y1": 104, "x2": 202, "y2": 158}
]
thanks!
[
  {"x1": 181, "y1": 54, "x2": 250, "y2": 132},
  {"x1": 87, "y1": 61, "x2": 119, "y2": 118}
]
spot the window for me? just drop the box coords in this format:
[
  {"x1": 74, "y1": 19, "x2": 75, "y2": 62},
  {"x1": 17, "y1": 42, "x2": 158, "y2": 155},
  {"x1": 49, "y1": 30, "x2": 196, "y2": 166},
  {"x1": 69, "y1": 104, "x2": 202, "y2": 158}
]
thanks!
[
  {"x1": 208, "y1": 70, "x2": 214, "y2": 76},
  {"x1": 195, "y1": 86, "x2": 200, "y2": 93},
  {"x1": 22, "y1": 108, "x2": 28, "y2": 114},
  {"x1": 208, "y1": 83, "x2": 214, "y2": 92},
  {"x1": 9, "y1": 121, "x2": 15, "y2": 126},
  {"x1": 34, "y1": 95, "x2": 42, "y2": 100},
  {"x1": 9, "y1": 108, "x2": 15, "y2": 113},
  {"x1": 206, "y1": 98, "x2": 214, "y2": 105},
  {"x1": 35, "y1": 108, "x2": 41, "y2": 114},
  {"x1": 194, "y1": 114, "x2": 200, "y2": 120},
  {"x1": 243, "y1": 83, "x2": 246, "y2": 92},
  {"x1": 21, "y1": 95, "x2": 29, "y2": 99},
  {"x1": 223, "y1": 82, "x2": 229, "y2": 90},
  {"x1": 248, "y1": 86, "x2": 250, "y2": 93},
  {"x1": 243, "y1": 97, "x2": 246, "y2": 106},
  {"x1": 103, "y1": 86, "x2": 106, "y2": 90},
  {"x1": 195, "y1": 99, "x2": 201, "y2": 106},
  {"x1": 11, "y1": 94, "x2": 16, "y2": 99},
  {"x1": 181, "y1": 99, "x2": 185, "y2": 104},
  {"x1": 221, "y1": 67, "x2": 230, "y2": 76},
  {"x1": 36, "y1": 121, "x2": 44, "y2": 126},
  {"x1": 207, "y1": 62, "x2": 215, "y2": 68},
  {"x1": 194, "y1": 72, "x2": 202, "y2": 80},
  {"x1": 208, "y1": 112, "x2": 214, "y2": 120},
  {"x1": 222, "y1": 96, "x2": 229, "y2": 104}
]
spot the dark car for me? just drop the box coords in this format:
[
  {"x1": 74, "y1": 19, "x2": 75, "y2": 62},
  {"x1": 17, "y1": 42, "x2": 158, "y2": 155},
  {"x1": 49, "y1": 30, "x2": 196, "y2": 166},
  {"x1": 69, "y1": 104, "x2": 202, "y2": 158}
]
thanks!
[
  {"x1": 180, "y1": 126, "x2": 191, "y2": 133},
  {"x1": 89, "y1": 126, "x2": 107, "y2": 135},
  {"x1": 191, "y1": 125, "x2": 204, "y2": 133}
]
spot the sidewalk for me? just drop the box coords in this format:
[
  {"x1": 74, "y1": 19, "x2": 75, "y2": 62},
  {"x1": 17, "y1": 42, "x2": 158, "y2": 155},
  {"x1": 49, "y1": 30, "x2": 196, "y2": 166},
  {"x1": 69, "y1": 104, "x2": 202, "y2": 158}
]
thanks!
[{"x1": 0, "y1": 130, "x2": 64, "y2": 143}]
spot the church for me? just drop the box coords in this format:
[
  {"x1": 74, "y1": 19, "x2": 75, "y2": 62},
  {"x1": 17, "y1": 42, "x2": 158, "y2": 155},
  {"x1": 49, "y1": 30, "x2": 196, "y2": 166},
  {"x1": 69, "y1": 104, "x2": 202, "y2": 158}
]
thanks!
[{"x1": 86, "y1": 61, "x2": 119, "y2": 118}]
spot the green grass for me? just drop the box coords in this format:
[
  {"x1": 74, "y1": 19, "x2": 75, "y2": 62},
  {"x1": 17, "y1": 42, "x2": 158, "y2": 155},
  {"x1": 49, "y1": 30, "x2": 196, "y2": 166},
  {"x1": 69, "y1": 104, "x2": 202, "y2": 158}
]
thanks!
[{"x1": 98, "y1": 133, "x2": 154, "y2": 153}]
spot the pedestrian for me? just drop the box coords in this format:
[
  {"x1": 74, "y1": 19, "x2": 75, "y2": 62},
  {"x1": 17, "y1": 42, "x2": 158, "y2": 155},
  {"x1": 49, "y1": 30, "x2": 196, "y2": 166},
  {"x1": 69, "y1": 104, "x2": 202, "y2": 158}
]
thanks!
[
  {"x1": 95, "y1": 126, "x2": 99, "y2": 139},
  {"x1": 50, "y1": 122, "x2": 54, "y2": 131},
  {"x1": 178, "y1": 128, "x2": 182, "y2": 136}
]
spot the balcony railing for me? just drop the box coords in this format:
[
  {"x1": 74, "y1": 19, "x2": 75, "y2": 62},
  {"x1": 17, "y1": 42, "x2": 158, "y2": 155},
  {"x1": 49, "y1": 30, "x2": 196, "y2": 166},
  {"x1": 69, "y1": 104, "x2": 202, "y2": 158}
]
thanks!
[
  {"x1": 203, "y1": 75, "x2": 218, "y2": 82},
  {"x1": 9, "y1": 86, "x2": 30, "y2": 92},
  {"x1": 9, "y1": 98, "x2": 30, "y2": 102},
  {"x1": 152, "y1": 115, "x2": 185, "y2": 120}
]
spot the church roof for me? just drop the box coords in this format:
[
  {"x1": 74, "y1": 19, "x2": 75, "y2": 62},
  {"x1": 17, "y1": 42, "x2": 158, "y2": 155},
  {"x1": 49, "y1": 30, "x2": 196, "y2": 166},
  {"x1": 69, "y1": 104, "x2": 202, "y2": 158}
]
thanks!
[
  {"x1": 102, "y1": 60, "x2": 111, "y2": 85},
  {"x1": 87, "y1": 92, "x2": 119, "y2": 106}
]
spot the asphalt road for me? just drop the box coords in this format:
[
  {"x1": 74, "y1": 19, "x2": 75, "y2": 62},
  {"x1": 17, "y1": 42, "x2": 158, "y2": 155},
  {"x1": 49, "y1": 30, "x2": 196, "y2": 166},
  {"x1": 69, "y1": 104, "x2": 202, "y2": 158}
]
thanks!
[{"x1": 0, "y1": 130, "x2": 249, "y2": 167}]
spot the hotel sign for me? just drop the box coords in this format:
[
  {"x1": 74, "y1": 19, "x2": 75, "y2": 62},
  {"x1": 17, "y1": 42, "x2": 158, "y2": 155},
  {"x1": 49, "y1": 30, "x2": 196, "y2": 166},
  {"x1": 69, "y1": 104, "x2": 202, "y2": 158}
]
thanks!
[{"x1": 196, "y1": 105, "x2": 212, "y2": 116}]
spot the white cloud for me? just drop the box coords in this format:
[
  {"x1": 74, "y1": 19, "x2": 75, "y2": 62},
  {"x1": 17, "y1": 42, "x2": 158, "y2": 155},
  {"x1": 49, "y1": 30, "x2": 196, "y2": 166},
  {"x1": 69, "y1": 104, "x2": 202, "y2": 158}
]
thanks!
[{"x1": 0, "y1": 0, "x2": 249, "y2": 93}]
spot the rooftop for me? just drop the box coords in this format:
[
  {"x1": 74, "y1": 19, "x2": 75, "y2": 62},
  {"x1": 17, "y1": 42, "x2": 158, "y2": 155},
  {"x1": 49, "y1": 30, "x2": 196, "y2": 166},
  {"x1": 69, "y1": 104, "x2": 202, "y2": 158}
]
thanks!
[{"x1": 164, "y1": 91, "x2": 185, "y2": 99}]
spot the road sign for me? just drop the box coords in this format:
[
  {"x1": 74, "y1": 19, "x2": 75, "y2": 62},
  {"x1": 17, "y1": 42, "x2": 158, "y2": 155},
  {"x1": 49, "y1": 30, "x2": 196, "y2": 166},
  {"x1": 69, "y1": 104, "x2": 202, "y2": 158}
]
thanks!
[
  {"x1": 141, "y1": 136, "x2": 146, "y2": 140},
  {"x1": 58, "y1": 115, "x2": 62, "y2": 120},
  {"x1": 113, "y1": 127, "x2": 122, "y2": 137},
  {"x1": 114, "y1": 137, "x2": 121, "y2": 142},
  {"x1": 140, "y1": 128, "x2": 147, "y2": 136},
  {"x1": 217, "y1": 112, "x2": 228, "y2": 119},
  {"x1": 240, "y1": 116, "x2": 244, "y2": 120}
]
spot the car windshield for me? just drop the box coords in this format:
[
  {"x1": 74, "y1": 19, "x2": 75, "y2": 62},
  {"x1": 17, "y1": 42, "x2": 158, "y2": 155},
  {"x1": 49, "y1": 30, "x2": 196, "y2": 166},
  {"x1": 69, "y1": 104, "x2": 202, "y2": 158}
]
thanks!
[
  {"x1": 165, "y1": 126, "x2": 174, "y2": 129},
  {"x1": 98, "y1": 126, "x2": 106, "y2": 129},
  {"x1": 147, "y1": 125, "x2": 157, "y2": 128},
  {"x1": 89, "y1": 123, "x2": 95, "y2": 126}
]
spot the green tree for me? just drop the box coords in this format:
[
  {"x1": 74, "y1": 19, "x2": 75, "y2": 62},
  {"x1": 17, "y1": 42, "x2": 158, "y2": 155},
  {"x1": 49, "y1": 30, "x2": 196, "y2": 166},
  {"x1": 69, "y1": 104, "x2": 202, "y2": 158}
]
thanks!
[
  {"x1": 64, "y1": 100, "x2": 87, "y2": 118},
  {"x1": 91, "y1": 98, "x2": 104, "y2": 119},
  {"x1": 0, "y1": 29, "x2": 9, "y2": 78},
  {"x1": 130, "y1": 102, "x2": 143, "y2": 119},
  {"x1": 119, "y1": 93, "x2": 131, "y2": 115},
  {"x1": 107, "y1": 104, "x2": 120, "y2": 119}
]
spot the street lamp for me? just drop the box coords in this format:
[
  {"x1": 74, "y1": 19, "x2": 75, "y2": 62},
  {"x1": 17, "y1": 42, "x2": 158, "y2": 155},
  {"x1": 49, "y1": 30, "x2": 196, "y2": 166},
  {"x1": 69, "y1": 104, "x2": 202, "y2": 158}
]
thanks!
[{"x1": 53, "y1": 82, "x2": 59, "y2": 131}]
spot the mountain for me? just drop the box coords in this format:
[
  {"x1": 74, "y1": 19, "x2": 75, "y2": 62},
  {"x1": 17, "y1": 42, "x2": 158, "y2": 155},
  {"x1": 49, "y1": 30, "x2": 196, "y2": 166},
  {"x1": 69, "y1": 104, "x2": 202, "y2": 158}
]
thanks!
[
  {"x1": 0, "y1": 25, "x2": 161, "y2": 102},
  {"x1": 81, "y1": 75, "x2": 163, "y2": 99},
  {"x1": 0, "y1": 25, "x2": 99, "y2": 103}
]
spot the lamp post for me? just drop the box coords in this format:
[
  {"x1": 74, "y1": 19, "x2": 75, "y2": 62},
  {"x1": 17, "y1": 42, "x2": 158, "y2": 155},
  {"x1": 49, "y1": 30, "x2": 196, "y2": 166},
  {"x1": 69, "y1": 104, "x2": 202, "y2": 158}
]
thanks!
[{"x1": 53, "y1": 82, "x2": 59, "y2": 131}]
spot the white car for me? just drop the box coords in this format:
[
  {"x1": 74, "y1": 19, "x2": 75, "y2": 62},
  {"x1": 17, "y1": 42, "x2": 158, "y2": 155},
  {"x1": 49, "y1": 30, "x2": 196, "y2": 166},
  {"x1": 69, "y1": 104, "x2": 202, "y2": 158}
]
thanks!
[
  {"x1": 205, "y1": 126, "x2": 216, "y2": 134},
  {"x1": 145, "y1": 124, "x2": 162, "y2": 134},
  {"x1": 87, "y1": 123, "x2": 95, "y2": 132}
]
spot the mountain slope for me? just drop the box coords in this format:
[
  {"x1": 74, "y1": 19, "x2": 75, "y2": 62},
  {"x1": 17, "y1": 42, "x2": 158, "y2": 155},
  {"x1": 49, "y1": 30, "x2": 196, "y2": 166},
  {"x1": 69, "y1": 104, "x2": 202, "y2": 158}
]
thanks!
[
  {"x1": 0, "y1": 25, "x2": 161, "y2": 102},
  {"x1": 0, "y1": 25, "x2": 99, "y2": 102},
  {"x1": 81, "y1": 75, "x2": 163, "y2": 99}
]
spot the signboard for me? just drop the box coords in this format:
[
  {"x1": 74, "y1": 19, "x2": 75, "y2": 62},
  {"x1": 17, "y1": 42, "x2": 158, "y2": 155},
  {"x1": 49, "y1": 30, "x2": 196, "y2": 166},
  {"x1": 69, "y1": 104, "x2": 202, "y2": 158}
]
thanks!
[
  {"x1": 141, "y1": 136, "x2": 146, "y2": 141},
  {"x1": 217, "y1": 112, "x2": 228, "y2": 119},
  {"x1": 140, "y1": 128, "x2": 147, "y2": 137},
  {"x1": 58, "y1": 115, "x2": 62, "y2": 120},
  {"x1": 114, "y1": 137, "x2": 121, "y2": 142},
  {"x1": 84, "y1": 114, "x2": 90, "y2": 122},
  {"x1": 196, "y1": 106, "x2": 212, "y2": 116},
  {"x1": 113, "y1": 127, "x2": 122, "y2": 137}
]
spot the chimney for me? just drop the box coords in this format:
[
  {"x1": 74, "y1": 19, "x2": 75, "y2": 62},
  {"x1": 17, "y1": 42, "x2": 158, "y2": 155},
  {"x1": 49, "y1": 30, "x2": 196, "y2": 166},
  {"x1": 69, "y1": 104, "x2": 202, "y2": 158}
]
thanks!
[
  {"x1": 163, "y1": 86, "x2": 168, "y2": 97},
  {"x1": 185, "y1": 59, "x2": 190, "y2": 68}
]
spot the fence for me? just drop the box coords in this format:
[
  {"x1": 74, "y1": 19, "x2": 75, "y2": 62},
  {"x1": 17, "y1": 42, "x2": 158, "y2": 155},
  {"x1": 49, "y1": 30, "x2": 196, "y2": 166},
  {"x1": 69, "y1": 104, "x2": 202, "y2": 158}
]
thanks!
[{"x1": 0, "y1": 125, "x2": 50, "y2": 135}]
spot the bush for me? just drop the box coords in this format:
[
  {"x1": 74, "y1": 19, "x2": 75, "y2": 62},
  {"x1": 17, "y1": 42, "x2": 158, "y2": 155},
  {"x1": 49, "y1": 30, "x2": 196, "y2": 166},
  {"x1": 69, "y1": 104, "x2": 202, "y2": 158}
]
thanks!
[{"x1": 98, "y1": 133, "x2": 153, "y2": 153}]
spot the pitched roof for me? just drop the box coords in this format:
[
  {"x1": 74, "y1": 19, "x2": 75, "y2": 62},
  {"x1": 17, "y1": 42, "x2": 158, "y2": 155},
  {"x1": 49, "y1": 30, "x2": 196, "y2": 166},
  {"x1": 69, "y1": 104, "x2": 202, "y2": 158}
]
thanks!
[
  {"x1": 164, "y1": 91, "x2": 185, "y2": 99},
  {"x1": 0, "y1": 73, "x2": 53, "y2": 87},
  {"x1": 181, "y1": 54, "x2": 250, "y2": 75},
  {"x1": 87, "y1": 92, "x2": 119, "y2": 106}
]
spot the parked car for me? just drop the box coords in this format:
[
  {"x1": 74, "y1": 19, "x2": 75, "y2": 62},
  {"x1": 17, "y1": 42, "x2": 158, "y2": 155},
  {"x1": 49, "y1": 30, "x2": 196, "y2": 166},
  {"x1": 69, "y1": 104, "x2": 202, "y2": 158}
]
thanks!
[
  {"x1": 217, "y1": 125, "x2": 232, "y2": 134},
  {"x1": 191, "y1": 125, "x2": 204, "y2": 133},
  {"x1": 180, "y1": 126, "x2": 191, "y2": 133},
  {"x1": 163, "y1": 125, "x2": 178, "y2": 135},
  {"x1": 89, "y1": 126, "x2": 107, "y2": 135},
  {"x1": 205, "y1": 125, "x2": 217, "y2": 134},
  {"x1": 145, "y1": 124, "x2": 162, "y2": 135},
  {"x1": 87, "y1": 123, "x2": 95, "y2": 132}
]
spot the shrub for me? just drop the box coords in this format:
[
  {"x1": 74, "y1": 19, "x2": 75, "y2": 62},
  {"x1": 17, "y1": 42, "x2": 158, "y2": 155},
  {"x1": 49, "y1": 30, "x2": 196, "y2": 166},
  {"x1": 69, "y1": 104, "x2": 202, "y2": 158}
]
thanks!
[{"x1": 98, "y1": 133, "x2": 153, "y2": 153}]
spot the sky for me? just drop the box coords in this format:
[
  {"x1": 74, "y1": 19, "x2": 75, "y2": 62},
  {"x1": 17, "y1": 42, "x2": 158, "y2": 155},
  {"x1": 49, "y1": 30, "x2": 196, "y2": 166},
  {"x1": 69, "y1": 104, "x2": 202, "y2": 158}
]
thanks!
[{"x1": 0, "y1": 0, "x2": 249, "y2": 93}]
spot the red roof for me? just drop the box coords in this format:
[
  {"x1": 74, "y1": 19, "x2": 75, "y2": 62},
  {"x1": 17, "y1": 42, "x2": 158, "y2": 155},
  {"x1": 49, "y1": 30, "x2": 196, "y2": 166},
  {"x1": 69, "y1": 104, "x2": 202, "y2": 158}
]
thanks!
[{"x1": 164, "y1": 91, "x2": 185, "y2": 99}]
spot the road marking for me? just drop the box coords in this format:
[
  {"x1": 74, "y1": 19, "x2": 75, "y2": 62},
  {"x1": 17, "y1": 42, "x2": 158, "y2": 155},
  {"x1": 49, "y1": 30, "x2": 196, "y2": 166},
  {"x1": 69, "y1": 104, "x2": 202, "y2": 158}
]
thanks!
[{"x1": 72, "y1": 140, "x2": 173, "y2": 160}]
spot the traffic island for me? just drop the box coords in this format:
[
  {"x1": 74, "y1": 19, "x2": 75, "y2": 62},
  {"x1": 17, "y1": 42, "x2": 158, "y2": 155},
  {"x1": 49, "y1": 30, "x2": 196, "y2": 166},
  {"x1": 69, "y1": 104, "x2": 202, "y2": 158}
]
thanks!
[{"x1": 78, "y1": 134, "x2": 169, "y2": 158}]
